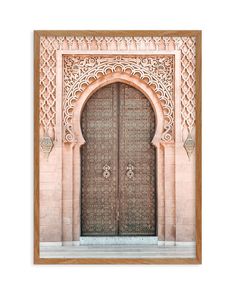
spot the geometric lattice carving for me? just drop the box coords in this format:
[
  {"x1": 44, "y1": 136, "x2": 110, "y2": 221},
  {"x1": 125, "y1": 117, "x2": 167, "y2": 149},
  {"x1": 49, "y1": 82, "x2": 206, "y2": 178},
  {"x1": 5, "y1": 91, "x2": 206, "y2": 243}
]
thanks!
[
  {"x1": 174, "y1": 37, "x2": 196, "y2": 136},
  {"x1": 63, "y1": 55, "x2": 174, "y2": 143},
  {"x1": 40, "y1": 37, "x2": 57, "y2": 137}
]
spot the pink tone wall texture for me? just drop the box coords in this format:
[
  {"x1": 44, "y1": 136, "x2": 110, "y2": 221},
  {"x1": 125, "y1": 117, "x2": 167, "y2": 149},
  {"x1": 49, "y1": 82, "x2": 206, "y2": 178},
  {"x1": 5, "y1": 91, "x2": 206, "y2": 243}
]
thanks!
[{"x1": 39, "y1": 36, "x2": 196, "y2": 243}]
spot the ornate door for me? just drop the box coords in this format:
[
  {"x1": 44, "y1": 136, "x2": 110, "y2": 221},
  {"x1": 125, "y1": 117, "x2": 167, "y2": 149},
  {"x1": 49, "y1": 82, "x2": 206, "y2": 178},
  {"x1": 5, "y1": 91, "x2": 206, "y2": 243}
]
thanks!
[
  {"x1": 81, "y1": 83, "x2": 156, "y2": 236},
  {"x1": 81, "y1": 84, "x2": 119, "y2": 236}
]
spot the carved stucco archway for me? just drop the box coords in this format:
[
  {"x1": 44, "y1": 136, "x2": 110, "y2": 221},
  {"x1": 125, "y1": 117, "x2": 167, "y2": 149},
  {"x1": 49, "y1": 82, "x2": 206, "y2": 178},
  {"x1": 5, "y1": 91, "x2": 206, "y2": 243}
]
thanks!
[
  {"x1": 58, "y1": 52, "x2": 181, "y2": 244},
  {"x1": 62, "y1": 53, "x2": 175, "y2": 144}
]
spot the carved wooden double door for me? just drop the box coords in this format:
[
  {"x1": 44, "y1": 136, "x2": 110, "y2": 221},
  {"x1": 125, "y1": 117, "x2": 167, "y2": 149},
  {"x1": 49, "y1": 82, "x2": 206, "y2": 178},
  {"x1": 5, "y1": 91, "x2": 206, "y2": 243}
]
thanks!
[{"x1": 81, "y1": 82, "x2": 156, "y2": 236}]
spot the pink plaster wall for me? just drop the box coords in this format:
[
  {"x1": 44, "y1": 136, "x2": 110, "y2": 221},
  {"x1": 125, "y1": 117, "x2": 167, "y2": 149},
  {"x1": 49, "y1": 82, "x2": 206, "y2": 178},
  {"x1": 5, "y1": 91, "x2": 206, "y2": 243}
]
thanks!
[
  {"x1": 175, "y1": 145, "x2": 196, "y2": 241},
  {"x1": 39, "y1": 144, "x2": 62, "y2": 241},
  {"x1": 39, "y1": 40, "x2": 196, "y2": 243},
  {"x1": 39, "y1": 142, "x2": 196, "y2": 242}
]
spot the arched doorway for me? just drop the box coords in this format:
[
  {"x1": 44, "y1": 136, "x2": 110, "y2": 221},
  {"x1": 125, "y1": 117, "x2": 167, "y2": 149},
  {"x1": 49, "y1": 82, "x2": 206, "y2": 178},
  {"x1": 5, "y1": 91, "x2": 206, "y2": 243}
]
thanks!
[{"x1": 80, "y1": 82, "x2": 157, "y2": 236}]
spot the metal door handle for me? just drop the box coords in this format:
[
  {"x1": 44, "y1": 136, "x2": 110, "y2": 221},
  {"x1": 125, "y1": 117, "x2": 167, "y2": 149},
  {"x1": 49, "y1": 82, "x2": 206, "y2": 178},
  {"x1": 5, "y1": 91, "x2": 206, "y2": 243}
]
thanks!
[
  {"x1": 103, "y1": 164, "x2": 111, "y2": 178},
  {"x1": 126, "y1": 163, "x2": 134, "y2": 179}
]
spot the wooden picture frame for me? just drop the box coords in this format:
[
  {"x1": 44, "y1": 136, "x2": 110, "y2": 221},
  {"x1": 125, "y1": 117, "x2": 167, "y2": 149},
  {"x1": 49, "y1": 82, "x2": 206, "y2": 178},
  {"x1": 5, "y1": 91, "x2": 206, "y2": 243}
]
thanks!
[{"x1": 34, "y1": 30, "x2": 201, "y2": 264}]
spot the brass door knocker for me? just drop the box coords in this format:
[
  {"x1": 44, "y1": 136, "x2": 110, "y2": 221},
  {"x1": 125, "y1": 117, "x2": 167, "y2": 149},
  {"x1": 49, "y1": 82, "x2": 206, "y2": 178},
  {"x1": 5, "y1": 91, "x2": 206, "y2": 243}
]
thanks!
[
  {"x1": 126, "y1": 163, "x2": 134, "y2": 179},
  {"x1": 103, "y1": 164, "x2": 111, "y2": 178}
]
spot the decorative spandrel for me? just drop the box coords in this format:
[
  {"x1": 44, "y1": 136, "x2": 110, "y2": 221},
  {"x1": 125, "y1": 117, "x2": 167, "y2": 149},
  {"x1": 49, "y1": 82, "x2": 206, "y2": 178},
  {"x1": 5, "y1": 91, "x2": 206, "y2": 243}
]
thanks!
[{"x1": 63, "y1": 55, "x2": 174, "y2": 143}]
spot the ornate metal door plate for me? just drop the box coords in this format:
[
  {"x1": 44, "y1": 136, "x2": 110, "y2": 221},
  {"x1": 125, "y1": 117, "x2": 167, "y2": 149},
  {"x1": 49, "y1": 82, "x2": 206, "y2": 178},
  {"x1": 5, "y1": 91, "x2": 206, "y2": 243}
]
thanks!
[{"x1": 126, "y1": 163, "x2": 135, "y2": 179}]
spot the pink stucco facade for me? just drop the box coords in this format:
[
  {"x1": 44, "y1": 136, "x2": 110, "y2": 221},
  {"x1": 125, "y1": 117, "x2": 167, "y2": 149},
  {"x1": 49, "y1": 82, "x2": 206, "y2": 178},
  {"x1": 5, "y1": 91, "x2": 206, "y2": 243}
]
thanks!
[{"x1": 39, "y1": 36, "x2": 196, "y2": 244}]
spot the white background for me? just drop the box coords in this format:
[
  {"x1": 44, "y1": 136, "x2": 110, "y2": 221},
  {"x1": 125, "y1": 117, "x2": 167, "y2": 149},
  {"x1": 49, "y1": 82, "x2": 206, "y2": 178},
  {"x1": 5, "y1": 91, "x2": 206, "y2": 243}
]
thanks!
[{"x1": 0, "y1": 0, "x2": 236, "y2": 293}]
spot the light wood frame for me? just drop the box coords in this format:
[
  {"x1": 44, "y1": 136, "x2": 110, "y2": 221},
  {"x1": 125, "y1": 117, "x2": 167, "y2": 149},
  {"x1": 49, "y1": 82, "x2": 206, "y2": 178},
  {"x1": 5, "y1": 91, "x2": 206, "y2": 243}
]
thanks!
[{"x1": 34, "y1": 30, "x2": 202, "y2": 264}]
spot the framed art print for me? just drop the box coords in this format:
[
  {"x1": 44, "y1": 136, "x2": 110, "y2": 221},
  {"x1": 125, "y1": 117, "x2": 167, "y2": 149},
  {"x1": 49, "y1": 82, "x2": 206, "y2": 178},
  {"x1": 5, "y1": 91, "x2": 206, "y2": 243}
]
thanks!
[{"x1": 34, "y1": 30, "x2": 201, "y2": 264}]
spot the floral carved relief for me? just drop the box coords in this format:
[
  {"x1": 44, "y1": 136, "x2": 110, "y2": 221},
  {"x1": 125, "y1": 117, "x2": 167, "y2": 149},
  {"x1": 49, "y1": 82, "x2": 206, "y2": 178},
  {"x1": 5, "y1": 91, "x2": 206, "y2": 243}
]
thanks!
[
  {"x1": 39, "y1": 36, "x2": 196, "y2": 154},
  {"x1": 63, "y1": 55, "x2": 174, "y2": 143}
]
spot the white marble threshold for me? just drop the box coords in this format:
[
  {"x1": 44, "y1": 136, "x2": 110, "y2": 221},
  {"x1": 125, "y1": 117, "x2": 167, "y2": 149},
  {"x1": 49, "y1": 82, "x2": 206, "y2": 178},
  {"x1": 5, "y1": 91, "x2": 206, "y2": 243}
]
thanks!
[
  {"x1": 40, "y1": 240, "x2": 195, "y2": 247},
  {"x1": 40, "y1": 241, "x2": 196, "y2": 259},
  {"x1": 80, "y1": 236, "x2": 158, "y2": 245}
]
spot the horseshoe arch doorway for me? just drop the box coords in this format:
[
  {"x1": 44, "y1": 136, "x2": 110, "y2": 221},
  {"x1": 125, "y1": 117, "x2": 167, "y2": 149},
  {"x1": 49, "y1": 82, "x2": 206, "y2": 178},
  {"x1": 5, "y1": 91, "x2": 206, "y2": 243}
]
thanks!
[{"x1": 80, "y1": 82, "x2": 157, "y2": 237}]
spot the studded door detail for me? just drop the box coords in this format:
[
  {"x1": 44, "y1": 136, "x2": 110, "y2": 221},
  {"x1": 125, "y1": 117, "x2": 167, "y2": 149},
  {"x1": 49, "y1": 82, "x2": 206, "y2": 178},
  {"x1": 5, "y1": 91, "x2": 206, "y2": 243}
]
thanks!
[{"x1": 81, "y1": 83, "x2": 156, "y2": 236}]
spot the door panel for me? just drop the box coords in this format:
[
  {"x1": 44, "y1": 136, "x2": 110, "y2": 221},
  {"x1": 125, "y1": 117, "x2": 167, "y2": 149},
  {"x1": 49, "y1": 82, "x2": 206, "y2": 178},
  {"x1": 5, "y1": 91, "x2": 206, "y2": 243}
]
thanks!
[
  {"x1": 81, "y1": 82, "x2": 156, "y2": 236},
  {"x1": 119, "y1": 83, "x2": 156, "y2": 235},
  {"x1": 81, "y1": 84, "x2": 119, "y2": 235}
]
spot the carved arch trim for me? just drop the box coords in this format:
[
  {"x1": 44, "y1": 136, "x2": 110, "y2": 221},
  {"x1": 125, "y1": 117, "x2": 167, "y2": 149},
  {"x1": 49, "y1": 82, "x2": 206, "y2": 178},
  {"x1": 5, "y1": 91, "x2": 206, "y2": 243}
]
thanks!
[
  {"x1": 54, "y1": 50, "x2": 182, "y2": 242},
  {"x1": 73, "y1": 72, "x2": 165, "y2": 148},
  {"x1": 62, "y1": 51, "x2": 176, "y2": 143}
]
